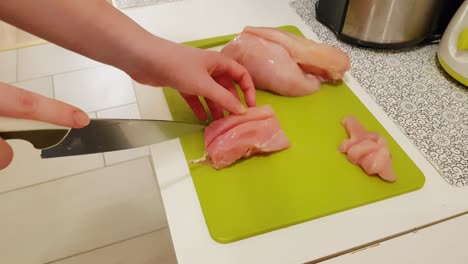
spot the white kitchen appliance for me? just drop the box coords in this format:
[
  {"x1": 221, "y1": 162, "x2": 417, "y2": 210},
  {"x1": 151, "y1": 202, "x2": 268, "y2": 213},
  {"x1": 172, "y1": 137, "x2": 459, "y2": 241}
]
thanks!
[{"x1": 437, "y1": 0, "x2": 468, "y2": 86}]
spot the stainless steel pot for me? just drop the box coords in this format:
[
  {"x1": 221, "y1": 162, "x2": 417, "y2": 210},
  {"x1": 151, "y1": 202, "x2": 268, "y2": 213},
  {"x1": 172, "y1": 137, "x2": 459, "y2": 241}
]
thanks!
[{"x1": 316, "y1": 0, "x2": 465, "y2": 48}]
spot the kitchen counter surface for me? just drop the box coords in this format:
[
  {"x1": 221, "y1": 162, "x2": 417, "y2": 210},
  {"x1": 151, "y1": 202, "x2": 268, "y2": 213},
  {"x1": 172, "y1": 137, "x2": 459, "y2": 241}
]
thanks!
[
  {"x1": 119, "y1": 0, "x2": 468, "y2": 263},
  {"x1": 0, "y1": 0, "x2": 466, "y2": 263}
]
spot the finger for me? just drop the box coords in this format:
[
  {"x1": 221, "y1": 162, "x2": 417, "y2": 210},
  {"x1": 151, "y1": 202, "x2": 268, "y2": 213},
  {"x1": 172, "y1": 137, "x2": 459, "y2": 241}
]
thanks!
[
  {"x1": 219, "y1": 58, "x2": 256, "y2": 107},
  {"x1": 215, "y1": 75, "x2": 240, "y2": 101},
  {"x1": 205, "y1": 98, "x2": 224, "y2": 120},
  {"x1": 179, "y1": 92, "x2": 208, "y2": 121},
  {"x1": 0, "y1": 138, "x2": 13, "y2": 170},
  {"x1": 212, "y1": 75, "x2": 238, "y2": 118},
  {"x1": 0, "y1": 83, "x2": 89, "y2": 128},
  {"x1": 197, "y1": 78, "x2": 247, "y2": 115}
]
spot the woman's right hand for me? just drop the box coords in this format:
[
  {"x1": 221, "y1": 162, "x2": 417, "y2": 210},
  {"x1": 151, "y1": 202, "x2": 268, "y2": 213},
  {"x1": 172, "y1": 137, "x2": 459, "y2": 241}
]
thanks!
[{"x1": 0, "y1": 82, "x2": 90, "y2": 170}]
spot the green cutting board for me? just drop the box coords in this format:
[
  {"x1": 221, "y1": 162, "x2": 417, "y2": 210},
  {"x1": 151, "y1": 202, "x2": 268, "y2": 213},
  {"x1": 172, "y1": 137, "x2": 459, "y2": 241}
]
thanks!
[{"x1": 163, "y1": 25, "x2": 425, "y2": 244}]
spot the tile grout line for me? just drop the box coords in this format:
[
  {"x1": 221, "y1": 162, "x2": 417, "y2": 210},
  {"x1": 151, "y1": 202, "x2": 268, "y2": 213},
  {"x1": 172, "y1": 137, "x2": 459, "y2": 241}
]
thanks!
[
  {"x1": 86, "y1": 110, "x2": 106, "y2": 166},
  {"x1": 100, "y1": 103, "x2": 146, "y2": 167},
  {"x1": 0, "y1": 165, "x2": 102, "y2": 196},
  {"x1": 94, "y1": 101, "x2": 138, "y2": 116},
  {"x1": 15, "y1": 49, "x2": 19, "y2": 82},
  {"x1": 44, "y1": 226, "x2": 172, "y2": 264},
  {"x1": 16, "y1": 64, "x2": 105, "y2": 83},
  {"x1": 10, "y1": 74, "x2": 53, "y2": 85},
  {"x1": 51, "y1": 75, "x2": 56, "y2": 99},
  {"x1": 0, "y1": 155, "x2": 144, "y2": 196}
]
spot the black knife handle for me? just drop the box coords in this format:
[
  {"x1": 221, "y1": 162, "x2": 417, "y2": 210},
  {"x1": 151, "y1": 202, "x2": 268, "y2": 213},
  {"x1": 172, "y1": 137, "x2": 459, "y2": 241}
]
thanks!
[{"x1": 0, "y1": 130, "x2": 69, "y2": 149}]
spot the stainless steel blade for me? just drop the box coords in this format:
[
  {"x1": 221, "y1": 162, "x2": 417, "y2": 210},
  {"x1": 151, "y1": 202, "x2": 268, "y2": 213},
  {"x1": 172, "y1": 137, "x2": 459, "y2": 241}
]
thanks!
[
  {"x1": 40, "y1": 119, "x2": 205, "y2": 158},
  {"x1": 0, "y1": 129, "x2": 69, "y2": 149}
]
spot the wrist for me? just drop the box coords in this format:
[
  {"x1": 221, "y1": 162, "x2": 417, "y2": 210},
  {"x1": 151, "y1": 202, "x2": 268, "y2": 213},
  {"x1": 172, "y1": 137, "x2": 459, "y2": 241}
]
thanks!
[{"x1": 125, "y1": 34, "x2": 177, "y2": 88}]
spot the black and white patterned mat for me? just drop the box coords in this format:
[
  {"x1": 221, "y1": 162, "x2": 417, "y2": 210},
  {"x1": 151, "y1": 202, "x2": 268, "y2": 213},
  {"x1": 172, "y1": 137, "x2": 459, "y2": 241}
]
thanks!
[{"x1": 290, "y1": 0, "x2": 468, "y2": 187}]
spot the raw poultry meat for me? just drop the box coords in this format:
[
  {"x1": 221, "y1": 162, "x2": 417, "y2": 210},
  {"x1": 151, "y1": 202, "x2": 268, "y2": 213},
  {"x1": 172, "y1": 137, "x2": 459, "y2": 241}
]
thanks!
[
  {"x1": 221, "y1": 31, "x2": 321, "y2": 96},
  {"x1": 338, "y1": 115, "x2": 397, "y2": 182},
  {"x1": 243, "y1": 26, "x2": 351, "y2": 81},
  {"x1": 221, "y1": 26, "x2": 350, "y2": 96},
  {"x1": 204, "y1": 103, "x2": 275, "y2": 148},
  {"x1": 194, "y1": 105, "x2": 291, "y2": 169}
]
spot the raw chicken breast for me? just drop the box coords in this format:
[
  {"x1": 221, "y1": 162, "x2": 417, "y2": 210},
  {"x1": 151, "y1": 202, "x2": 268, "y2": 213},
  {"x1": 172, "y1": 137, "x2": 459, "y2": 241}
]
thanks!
[
  {"x1": 221, "y1": 32, "x2": 322, "y2": 96},
  {"x1": 243, "y1": 26, "x2": 351, "y2": 81},
  {"x1": 204, "y1": 104, "x2": 276, "y2": 147},
  {"x1": 202, "y1": 105, "x2": 291, "y2": 169},
  {"x1": 338, "y1": 116, "x2": 397, "y2": 182},
  {"x1": 221, "y1": 26, "x2": 350, "y2": 96}
]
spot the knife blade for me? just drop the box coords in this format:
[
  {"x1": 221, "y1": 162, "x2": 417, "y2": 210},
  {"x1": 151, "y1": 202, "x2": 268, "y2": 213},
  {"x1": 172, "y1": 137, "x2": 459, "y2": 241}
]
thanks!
[{"x1": 0, "y1": 119, "x2": 205, "y2": 158}]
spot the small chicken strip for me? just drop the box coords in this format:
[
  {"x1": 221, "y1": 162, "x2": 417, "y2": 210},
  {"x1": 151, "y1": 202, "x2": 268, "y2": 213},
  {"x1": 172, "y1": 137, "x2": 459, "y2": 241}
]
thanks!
[{"x1": 339, "y1": 115, "x2": 397, "y2": 182}]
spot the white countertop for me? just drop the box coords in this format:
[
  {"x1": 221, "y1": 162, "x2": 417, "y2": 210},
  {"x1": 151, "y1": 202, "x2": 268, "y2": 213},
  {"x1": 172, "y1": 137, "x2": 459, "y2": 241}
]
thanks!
[
  {"x1": 0, "y1": 0, "x2": 466, "y2": 263},
  {"x1": 117, "y1": 0, "x2": 468, "y2": 263}
]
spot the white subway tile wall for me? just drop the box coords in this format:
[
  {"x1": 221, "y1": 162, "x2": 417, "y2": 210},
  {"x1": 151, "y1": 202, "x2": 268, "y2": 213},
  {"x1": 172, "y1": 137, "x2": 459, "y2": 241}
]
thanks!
[
  {"x1": 54, "y1": 66, "x2": 136, "y2": 112},
  {"x1": 17, "y1": 43, "x2": 101, "y2": 81},
  {"x1": 52, "y1": 228, "x2": 177, "y2": 264},
  {"x1": 0, "y1": 158, "x2": 168, "y2": 263},
  {"x1": 12, "y1": 76, "x2": 54, "y2": 98},
  {"x1": 0, "y1": 50, "x2": 17, "y2": 83}
]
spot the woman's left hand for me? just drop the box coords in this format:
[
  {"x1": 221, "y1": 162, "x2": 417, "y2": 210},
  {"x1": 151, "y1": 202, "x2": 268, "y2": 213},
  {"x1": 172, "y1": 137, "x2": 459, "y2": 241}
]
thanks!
[{"x1": 131, "y1": 42, "x2": 256, "y2": 121}]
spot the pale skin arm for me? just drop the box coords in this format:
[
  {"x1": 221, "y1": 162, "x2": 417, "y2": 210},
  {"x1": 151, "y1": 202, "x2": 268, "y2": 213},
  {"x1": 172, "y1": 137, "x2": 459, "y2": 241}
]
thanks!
[
  {"x1": 0, "y1": 0, "x2": 255, "y2": 116},
  {"x1": 0, "y1": 0, "x2": 256, "y2": 170}
]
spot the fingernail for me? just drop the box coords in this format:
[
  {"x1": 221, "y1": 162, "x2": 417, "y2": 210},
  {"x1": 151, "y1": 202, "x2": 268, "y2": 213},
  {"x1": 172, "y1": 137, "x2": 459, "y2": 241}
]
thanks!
[
  {"x1": 237, "y1": 105, "x2": 247, "y2": 114},
  {"x1": 73, "y1": 110, "x2": 90, "y2": 127}
]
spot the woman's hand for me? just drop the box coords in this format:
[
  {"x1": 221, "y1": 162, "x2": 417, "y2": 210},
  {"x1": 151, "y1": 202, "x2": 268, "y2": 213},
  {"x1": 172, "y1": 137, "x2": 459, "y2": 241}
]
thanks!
[
  {"x1": 0, "y1": 0, "x2": 256, "y2": 121},
  {"x1": 0, "y1": 82, "x2": 90, "y2": 170},
  {"x1": 132, "y1": 42, "x2": 256, "y2": 121}
]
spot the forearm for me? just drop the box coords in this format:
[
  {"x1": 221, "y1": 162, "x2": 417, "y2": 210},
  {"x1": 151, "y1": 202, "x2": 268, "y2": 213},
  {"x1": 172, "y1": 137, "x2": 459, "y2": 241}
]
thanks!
[
  {"x1": 0, "y1": 0, "x2": 170, "y2": 78},
  {"x1": 0, "y1": 0, "x2": 255, "y2": 119}
]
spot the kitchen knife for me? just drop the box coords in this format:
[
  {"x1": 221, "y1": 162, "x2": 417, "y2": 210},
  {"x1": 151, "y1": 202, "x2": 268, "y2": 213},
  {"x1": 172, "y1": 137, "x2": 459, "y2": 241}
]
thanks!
[{"x1": 0, "y1": 119, "x2": 205, "y2": 158}]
